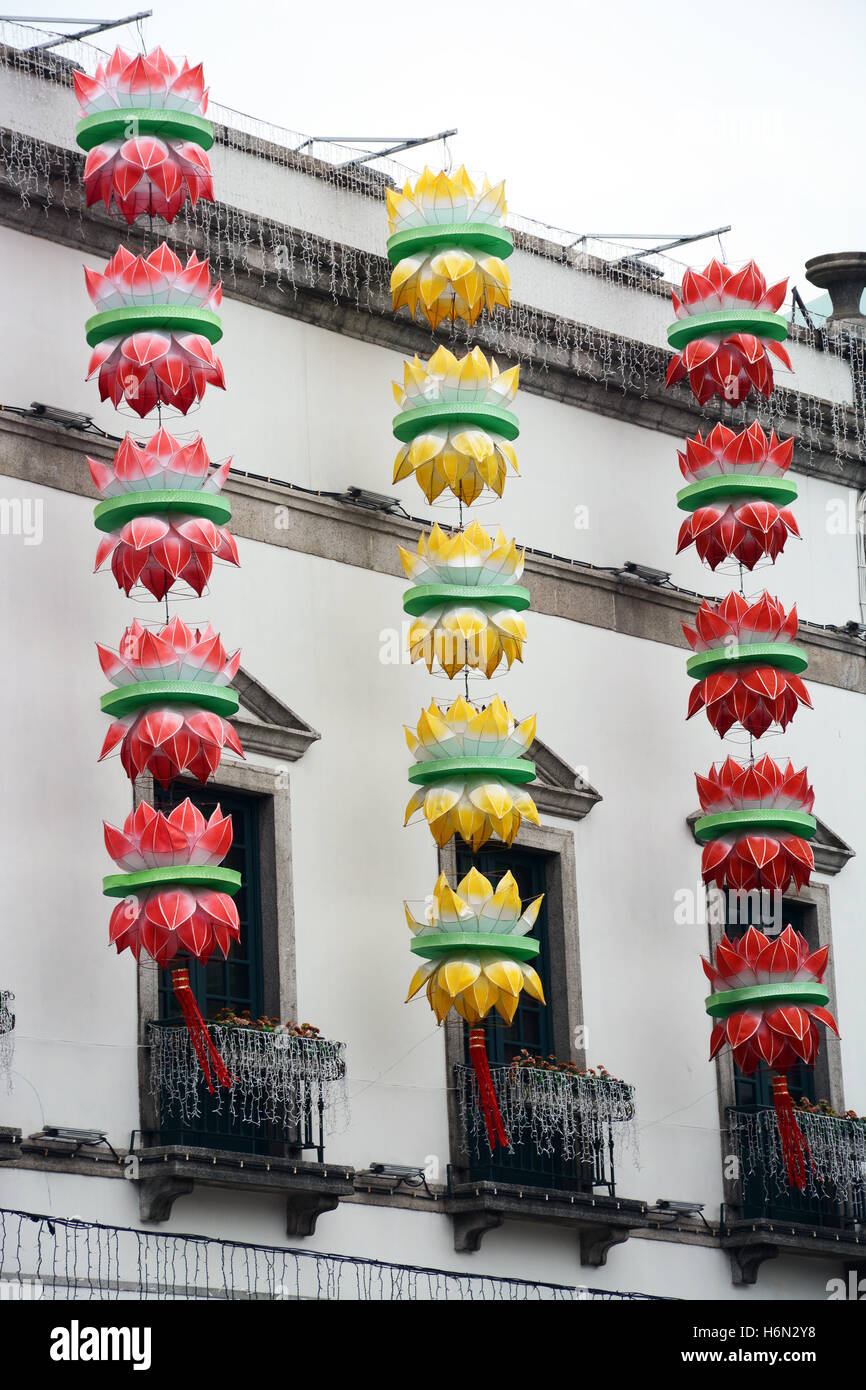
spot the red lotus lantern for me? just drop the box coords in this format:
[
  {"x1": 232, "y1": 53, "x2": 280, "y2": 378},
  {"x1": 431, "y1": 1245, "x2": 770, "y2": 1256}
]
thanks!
[
  {"x1": 74, "y1": 47, "x2": 213, "y2": 225},
  {"x1": 85, "y1": 245, "x2": 224, "y2": 417},
  {"x1": 676, "y1": 423, "x2": 799, "y2": 570},
  {"x1": 81, "y1": 47, "x2": 240, "y2": 1094},
  {"x1": 664, "y1": 252, "x2": 834, "y2": 1195},
  {"x1": 666, "y1": 260, "x2": 790, "y2": 404},
  {"x1": 684, "y1": 592, "x2": 811, "y2": 737},
  {"x1": 695, "y1": 756, "x2": 815, "y2": 893},
  {"x1": 90, "y1": 431, "x2": 239, "y2": 598},
  {"x1": 703, "y1": 925, "x2": 838, "y2": 1189},
  {"x1": 98, "y1": 619, "x2": 244, "y2": 786}
]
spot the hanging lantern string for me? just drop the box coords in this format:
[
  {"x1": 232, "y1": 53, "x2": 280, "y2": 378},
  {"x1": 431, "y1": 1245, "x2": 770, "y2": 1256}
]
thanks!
[
  {"x1": 772, "y1": 1074, "x2": 817, "y2": 1193},
  {"x1": 467, "y1": 1026, "x2": 509, "y2": 1150},
  {"x1": 171, "y1": 967, "x2": 235, "y2": 1095}
]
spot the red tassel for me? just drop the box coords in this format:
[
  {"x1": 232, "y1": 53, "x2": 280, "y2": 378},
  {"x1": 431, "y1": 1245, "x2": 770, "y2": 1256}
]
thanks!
[
  {"x1": 772, "y1": 1074, "x2": 814, "y2": 1192},
  {"x1": 468, "y1": 1027, "x2": 509, "y2": 1150},
  {"x1": 172, "y1": 968, "x2": 234, "y2": 1094}
]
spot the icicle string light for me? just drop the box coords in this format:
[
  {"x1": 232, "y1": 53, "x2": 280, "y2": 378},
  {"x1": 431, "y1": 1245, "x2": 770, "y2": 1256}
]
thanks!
[
  {"x1": 729, "y1": 1107, "x2": 866, "y2": 1205},
  {"x1": 0, "y1": 990, "x2": 14, "y2": 1093},
  {"x1": 1, "y1": 30, "x2": 863, "y2": 469},
  {"x1": 149, "y1": 1022, "x2": 349, "y2": 1133},
  {"x1": 0, "y1": 1206, "x2": 661, "y2": 1300},
  {"x1": 457, "y1": 1064, "x2": 638, "y2": 1165}
]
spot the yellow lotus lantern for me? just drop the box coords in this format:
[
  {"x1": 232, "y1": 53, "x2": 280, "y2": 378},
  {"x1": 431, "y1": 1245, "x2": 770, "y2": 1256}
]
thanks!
[
  {"x1": 404, "y1": 696, "x2": 539, "y2": 850},
  {"x1": 405, "y1": 868, "x2": 545, "y2": 1025},
  {"x1": 393, "y1": 346, "x2": 519, "y2": 504},
  {"x1": 385, "y1": 166, "x2": 545, "y2": 1152},
  {"x1": 386, "y1": 167, "x2": 512, "y2": 328},
  {"x1": 400, "y1": 522, "x2": 528, "y2": 677}
]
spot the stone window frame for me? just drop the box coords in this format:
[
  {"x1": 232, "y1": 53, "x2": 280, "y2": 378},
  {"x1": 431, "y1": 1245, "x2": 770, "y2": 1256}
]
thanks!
[
  {"x1": 709, "y1": 880, "x2": 845, "y2": 1215},
  {"x1": 433, "y1": 740, "x2": 601, "y2": 1180},
  {"x1": 135, "y1": 670, "x2": 319, "y2": 1138},
  {"x1": 437, "y1": 793, "x2": 594, "y2": 1180}
]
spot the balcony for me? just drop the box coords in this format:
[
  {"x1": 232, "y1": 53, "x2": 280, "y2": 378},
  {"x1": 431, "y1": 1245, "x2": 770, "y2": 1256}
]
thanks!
[
  {"x1": 446, "y1": 1063, "x2": 648, "y2": 1263},
  {"x1": 722, "y1": 1104, "x2": 866, "y2": 1284},
  {"x1": 132, "y1": 1020, "x2": 354, "y2": 1236}
]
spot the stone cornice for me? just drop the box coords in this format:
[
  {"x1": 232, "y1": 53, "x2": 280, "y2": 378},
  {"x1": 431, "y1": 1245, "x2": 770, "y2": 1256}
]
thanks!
[
  {"x1": 2, "y1": 411, "x2": 863, "y2": 694},
  {"x1": 232, "y1": 666, "x2": 320, "y2": 762},
  {"x1": 0, "y1": 132, "x2": 864, "y2": 491}
]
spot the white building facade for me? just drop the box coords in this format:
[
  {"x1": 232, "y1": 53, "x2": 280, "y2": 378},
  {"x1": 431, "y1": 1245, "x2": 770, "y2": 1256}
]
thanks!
[{"x1": 0, "y1": 32, "x2": 865, "y2": 1301}]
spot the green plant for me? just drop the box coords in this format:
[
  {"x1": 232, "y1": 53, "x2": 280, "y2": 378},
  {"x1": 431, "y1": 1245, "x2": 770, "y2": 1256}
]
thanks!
[
  {"x1": 211, "y1": 1007, "x2": 321, "y2": 1038},
  {"x1": 793, "y1": 1096, "x2": 866, "y2": 1124},
  {"x1": 508, "y1": 1049, "x2": 624, "y2": 1083}
]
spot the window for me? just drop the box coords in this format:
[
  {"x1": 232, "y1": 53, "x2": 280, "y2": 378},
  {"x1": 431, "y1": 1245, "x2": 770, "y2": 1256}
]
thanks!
[
  {"x1": 155, "y1": 784, "x2": 265, "y2": 1023},
  {"x1": 151, "y1": 781, "x2": 273, "y2": 1154},
  {"x1": 724, "y1": 895, "x2": 848, "y2": 1227},
  {"x1": 730, "y1": 899, "x2": 816, "y2": 1114},
  {"x1": 455, "y1": 844, "x2": 553, "y2": 1065},
  {"x1": 448, "y1": 839, "x2": 599, "y2": 1193}
]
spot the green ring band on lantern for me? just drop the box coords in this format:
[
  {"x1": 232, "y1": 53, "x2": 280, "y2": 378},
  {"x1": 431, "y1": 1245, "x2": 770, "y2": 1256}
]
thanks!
[
  {"x1": 94, "y1": 490, "x2": 231, "y2": 532},
  {"x1": 100, "y1": 680, "x2": 239, "y2": 719},
  {"x1": 392, "y1": 402, "x2": 519, "y2": 444},
  {"x1": 75, "y1": 108, "x2": 215, "y2": 152},
  {"x1": 686, "y1": 642, "x2": 808, "y2": 680},
  {"x1": 403, "y1": 583, "x2": 531, "y2": 617},
  {"x1": 102, "y1": 865, "x2": 242, "y2": 898},
  {"x1": 85, "y1": 306, "x2": 223, "y2": 349},
  {"x1": 410, "y1": 931, "x2": 540, "y2": 962},
  {"x1": 676, "y1": 475, "x2": 798, "y2": 511},
  {"x1": 694, "y1": 808, "x2": 817, "y2": 842},
  {"x1": 705, "y1": 981, "x2": 829, "y2": 1019},
  {"x1": 408, "y1": 755, "x2": 535, "y2": 786},
  {"x1": 666, "y1": 310, "x2": 788, "y2": 350},
  {"x1": 386, "y1": 223, "x2": 514, "y2": 266}
]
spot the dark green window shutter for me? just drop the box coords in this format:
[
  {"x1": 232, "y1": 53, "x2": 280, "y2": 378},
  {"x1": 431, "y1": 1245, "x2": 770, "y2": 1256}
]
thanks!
[
  {"x1": 455, "y1": 844, "x2": 553, "y2": 1063},
  {"x1": 154, "y1": 784, "x2": 264, "y2": 1023}
]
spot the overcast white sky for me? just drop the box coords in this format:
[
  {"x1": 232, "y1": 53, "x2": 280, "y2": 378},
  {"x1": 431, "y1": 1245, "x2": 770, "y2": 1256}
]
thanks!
[{"x1": 10, "y1": 0, "x2": 866, "y2": 294}]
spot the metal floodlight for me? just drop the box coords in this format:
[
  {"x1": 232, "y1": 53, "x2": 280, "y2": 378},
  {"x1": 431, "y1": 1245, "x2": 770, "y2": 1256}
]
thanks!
[
  {"x1": 29, "y1": 402, "x2": 93, "y2": 430},
  {"x1": 844, "y1": 620, "x2": 866, "y2": 637},
  {"x1": 614, "y1": 257, "x2": 665, "y2": 280},
  {"x1": 341, "y1": 486, "x2": 403, "y2": 515},
  {"x1": 653, "y1": 1198, "x2": 705, "y2": 1215},
  {"x1": 365, "y1": 1162, "x2": 432, "y2": 1195},
  {"x1": 42, "y1": 1127, "x2": 107, "y2": 1144},
  {"x1": 368, "y1": 1163, "x2": 424, "y2": 1179},
  {"x1": 622, "y1": 561, "x2": 671, "y2": 586}
]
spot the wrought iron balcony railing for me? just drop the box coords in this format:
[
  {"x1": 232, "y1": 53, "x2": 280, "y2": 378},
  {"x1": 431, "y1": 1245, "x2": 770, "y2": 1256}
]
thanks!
[
  {"x1": 145, "y1": 1019, "x2": 348, "y2": 1163},
  {"x1": 455, "y1": 1062, "x2": 637, "y2": 1195},
  {"x1": 727, "y1": 1104, "x2": 866, "y2": 1230}
]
